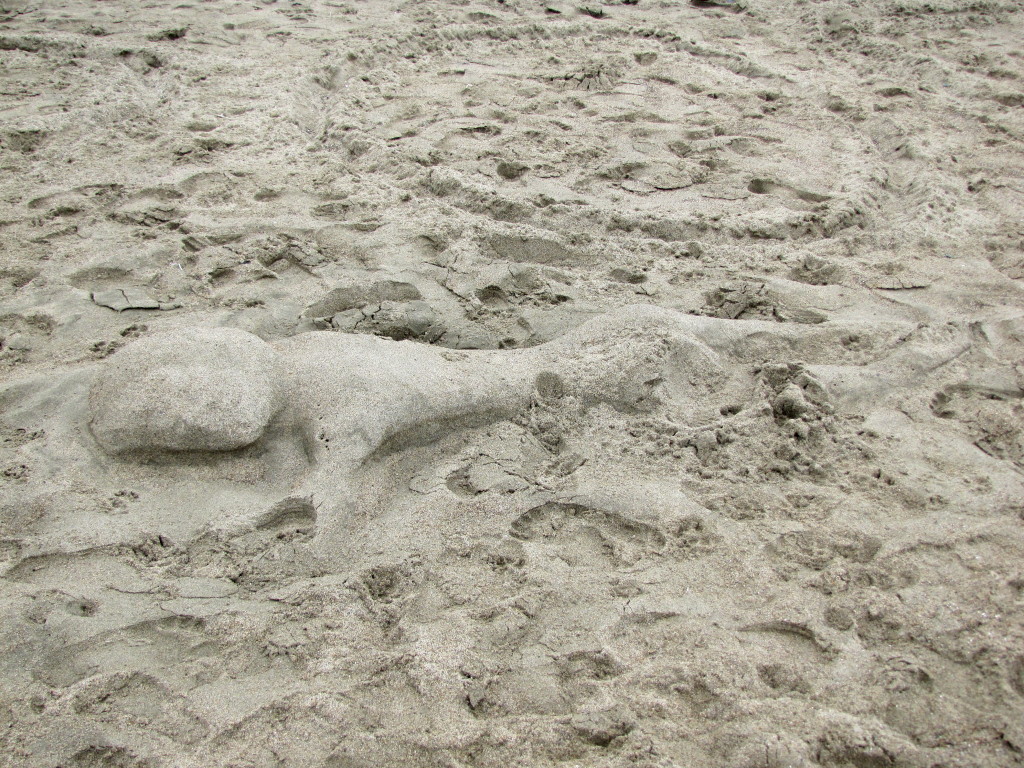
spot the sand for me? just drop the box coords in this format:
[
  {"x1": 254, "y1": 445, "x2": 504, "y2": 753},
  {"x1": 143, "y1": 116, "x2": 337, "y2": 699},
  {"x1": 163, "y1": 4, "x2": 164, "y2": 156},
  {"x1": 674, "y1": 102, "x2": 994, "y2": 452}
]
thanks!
[{"x1": 1, "y1": 0, "x2": 1023, "y2": 766}]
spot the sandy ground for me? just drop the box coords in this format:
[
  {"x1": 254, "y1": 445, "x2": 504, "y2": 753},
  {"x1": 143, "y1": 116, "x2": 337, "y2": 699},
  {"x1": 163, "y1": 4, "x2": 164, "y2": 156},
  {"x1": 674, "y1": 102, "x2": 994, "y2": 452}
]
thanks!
[{"x1": 1, "y1": 0, "x2": 1024, "y2": 766}]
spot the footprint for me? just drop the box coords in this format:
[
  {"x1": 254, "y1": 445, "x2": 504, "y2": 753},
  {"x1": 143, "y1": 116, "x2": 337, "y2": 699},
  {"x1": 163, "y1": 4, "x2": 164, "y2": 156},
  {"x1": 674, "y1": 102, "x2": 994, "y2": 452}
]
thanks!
[
  {"x1": 769, "y1": 528, "x2": 881, "y2": 570},
  {"x1": 36, "y1": 616, "x2": 219, "y2": 688},
  {"x1": 445, "y1": 459, "x2": 532, "y2": 497},
  {"x1": 66, "y1": 745, "x2": 152, "y2": 768},
  {"x1": 184, "y1": 498, "x2": 318, "y2": 589},
  {"x1": 5, "y1": 548, "x2": 141, "y2": 588},
  {"x1": 355, "y1": 560, "x2": 421, "y2": 605},
  {"x1": 0, "y1": 539, "x2": 21, "y2": 573},
  {"x1": 64, "y1": 596, "x2": 100, "y2": 617},
  {"x1": 3, "y1": 128, "x2": 48, "y2": 153},
  {"x1": 815, "y1": 712, "x2": 922, "y2": 768},
  {"x1": 510, "y1": 502, "x2": 666, "y2": 566},
  {"x1": 360, "y1": 565, "x2": 407, "y2": 602},
  {"x1": 701, "y1": 281, "x2": 775, "y2": 321},
  {"x1": 302, "y1": 280, "x2": 422, "y2": 321},
  {"x1": 26, "y1": 184, "x2": 122, "y2": 220},
  {"x1": 253, "y1": 496, "x2": 317, "y2": 537},
  {"x1": 668, "y1": 514, "x2": 722, "y2": 557},
  {"x1": 757, "y1": 661, "x2": 812, "y2": 694},
  {"x1": 747, "y1": 177, "x2": 831, "y2": 204},
  {"x1": 1008, "y1": 654, "x2": 1024, "y2": 697},
  {"x1": 556, "y1": 648, "x2": 625, "y2": 682},
  {"x1": 69, "y1": 671, "x2": 208, "y2": 744},
  {"x1": 736, "y1": 620, "x2": 833, "y2": 684},
  {"x1": 485, "y1": 232, "x2": 576, "y2": 265}
]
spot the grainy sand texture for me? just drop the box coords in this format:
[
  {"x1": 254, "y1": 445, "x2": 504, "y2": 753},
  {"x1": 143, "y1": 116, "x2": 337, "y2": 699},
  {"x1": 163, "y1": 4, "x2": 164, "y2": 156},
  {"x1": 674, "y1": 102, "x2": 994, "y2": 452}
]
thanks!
[{"x1": 1, "y1": 0, "x2": 1024, "y2": 766}]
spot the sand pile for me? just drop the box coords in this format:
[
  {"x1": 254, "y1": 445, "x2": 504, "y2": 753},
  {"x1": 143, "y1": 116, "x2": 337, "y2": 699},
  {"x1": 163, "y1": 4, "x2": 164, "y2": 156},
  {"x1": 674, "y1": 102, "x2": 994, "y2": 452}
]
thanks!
[{"x1": 1, "y1": 0, "x2": 1023, "y2": 766}]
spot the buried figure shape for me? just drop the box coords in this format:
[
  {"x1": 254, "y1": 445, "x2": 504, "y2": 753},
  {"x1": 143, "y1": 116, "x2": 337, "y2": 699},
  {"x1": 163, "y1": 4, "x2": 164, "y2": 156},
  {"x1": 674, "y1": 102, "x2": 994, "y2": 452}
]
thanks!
[
  {"x1": 88, "y1": 306, "x2": 708, "y2": 469},
  {"x1": 87, "y1": 305, "x2": 962, "y2": 485}
]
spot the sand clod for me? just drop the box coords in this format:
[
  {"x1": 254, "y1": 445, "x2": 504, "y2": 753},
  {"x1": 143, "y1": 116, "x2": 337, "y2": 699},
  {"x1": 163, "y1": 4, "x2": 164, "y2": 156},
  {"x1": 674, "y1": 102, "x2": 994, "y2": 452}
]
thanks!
[{"x1": 89, "y1": 327, "x2": 283, "y2": 454}]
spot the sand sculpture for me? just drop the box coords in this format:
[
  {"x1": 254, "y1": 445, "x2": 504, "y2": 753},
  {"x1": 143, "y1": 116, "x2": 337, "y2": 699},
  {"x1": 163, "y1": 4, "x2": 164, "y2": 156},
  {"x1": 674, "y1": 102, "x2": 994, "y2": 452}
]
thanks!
[{"x1": 88, "y1": 305, "x2": 954, "y2": 479}]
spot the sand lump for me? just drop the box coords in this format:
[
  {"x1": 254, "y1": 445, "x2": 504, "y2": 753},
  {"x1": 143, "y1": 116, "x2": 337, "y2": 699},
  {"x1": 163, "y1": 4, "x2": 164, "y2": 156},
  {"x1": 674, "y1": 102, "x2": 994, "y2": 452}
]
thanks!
[{"x1": 89, "y1": 327, "x2": 284, "y2": 454}]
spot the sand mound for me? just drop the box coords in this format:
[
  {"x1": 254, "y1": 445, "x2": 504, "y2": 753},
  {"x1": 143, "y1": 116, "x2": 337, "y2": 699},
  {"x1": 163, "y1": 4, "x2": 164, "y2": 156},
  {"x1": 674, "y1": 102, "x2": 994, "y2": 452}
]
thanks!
[{"x1": 89, "y1": 328, "x2": 282, "y2": 455}]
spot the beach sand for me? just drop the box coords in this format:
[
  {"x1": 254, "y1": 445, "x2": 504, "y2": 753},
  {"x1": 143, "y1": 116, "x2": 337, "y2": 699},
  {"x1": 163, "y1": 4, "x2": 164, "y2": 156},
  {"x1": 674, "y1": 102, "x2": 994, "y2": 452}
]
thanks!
[{"x1": 1, "y1": 0, "x2": 1023, "y2": 765}]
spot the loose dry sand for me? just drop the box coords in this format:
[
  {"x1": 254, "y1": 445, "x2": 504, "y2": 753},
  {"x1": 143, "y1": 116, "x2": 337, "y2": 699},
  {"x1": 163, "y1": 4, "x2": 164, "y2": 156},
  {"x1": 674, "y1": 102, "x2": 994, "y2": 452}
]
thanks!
[{"x1": 1, "y1": 0, "x2": 1024, "y2": 766}]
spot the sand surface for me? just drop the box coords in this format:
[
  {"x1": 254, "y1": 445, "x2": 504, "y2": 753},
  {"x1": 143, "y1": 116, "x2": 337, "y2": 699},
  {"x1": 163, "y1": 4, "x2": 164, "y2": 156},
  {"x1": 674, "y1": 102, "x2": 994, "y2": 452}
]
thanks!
[{"x1": 2, "y1": 0, "x2": 1024, "y2": 766}]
